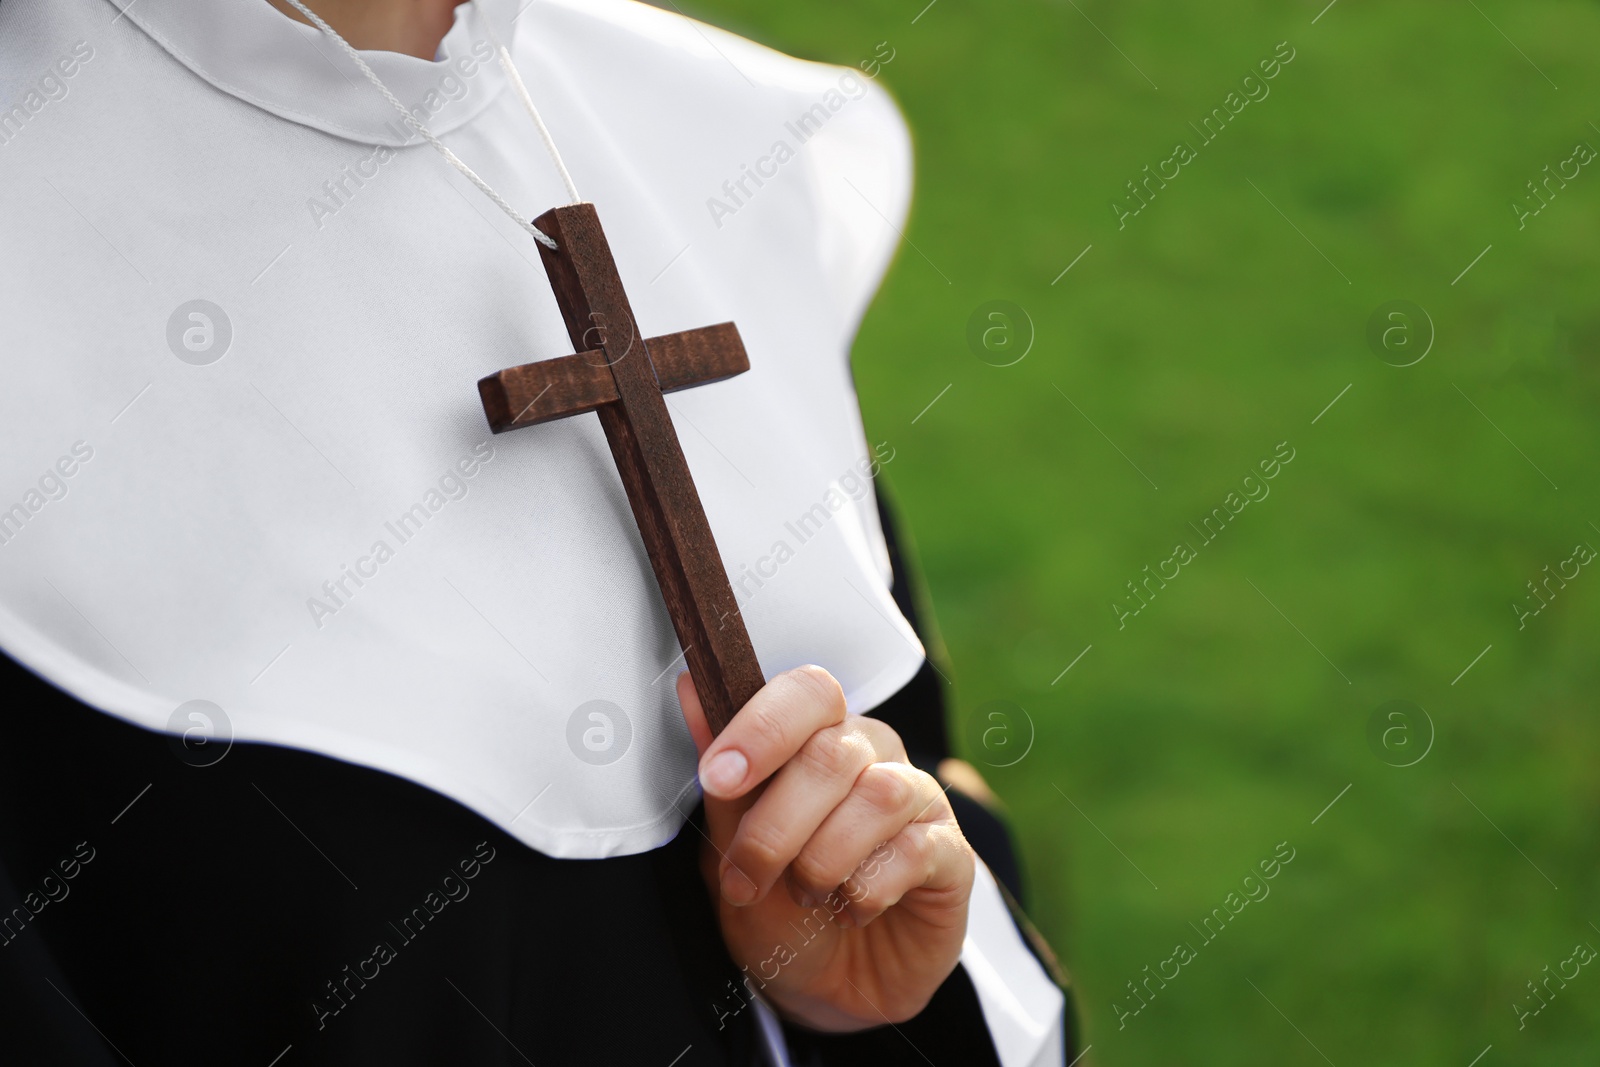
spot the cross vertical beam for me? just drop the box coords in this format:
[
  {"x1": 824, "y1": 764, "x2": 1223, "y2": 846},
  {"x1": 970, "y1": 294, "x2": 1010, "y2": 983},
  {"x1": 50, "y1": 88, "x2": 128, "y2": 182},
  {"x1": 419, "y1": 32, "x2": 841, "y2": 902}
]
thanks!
[{"x1": 521, "y1": 203, "x2": 765, "y2": 735}]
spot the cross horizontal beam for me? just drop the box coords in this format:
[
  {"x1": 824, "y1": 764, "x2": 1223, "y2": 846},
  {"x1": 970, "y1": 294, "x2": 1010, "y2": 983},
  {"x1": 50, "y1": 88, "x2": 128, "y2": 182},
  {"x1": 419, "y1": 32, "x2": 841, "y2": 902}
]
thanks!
[{"x1": 478, "y1": 322, "x2": 748, "y2": 433}]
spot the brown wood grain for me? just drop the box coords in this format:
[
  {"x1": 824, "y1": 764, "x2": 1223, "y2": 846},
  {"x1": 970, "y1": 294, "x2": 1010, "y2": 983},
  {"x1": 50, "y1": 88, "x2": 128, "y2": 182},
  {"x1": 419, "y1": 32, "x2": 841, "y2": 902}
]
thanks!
[
  {"x1": 478, "y1": 322, "x2": 749, "y2": 432},
  {"x1": 478, "y1": 203, "x2": 765, "y2": 736}
]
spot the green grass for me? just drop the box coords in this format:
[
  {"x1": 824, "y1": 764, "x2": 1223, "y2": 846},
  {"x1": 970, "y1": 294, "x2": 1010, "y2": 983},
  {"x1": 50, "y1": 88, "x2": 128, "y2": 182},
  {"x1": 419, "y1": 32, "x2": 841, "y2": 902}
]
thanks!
[{"x1": 678, "y1": 0, "x2": 1600, "y2": 1061}]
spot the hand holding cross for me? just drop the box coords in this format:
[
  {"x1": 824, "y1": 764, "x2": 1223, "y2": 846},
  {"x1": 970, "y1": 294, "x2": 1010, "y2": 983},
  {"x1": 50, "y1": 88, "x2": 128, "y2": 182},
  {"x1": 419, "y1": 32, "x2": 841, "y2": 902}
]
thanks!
[
  {"x1": 482, "y1": 209, "x2": 978, "y2": 1032},
  {"x1": 478, "y1": 203, "x2": 764, "y2": 736}
]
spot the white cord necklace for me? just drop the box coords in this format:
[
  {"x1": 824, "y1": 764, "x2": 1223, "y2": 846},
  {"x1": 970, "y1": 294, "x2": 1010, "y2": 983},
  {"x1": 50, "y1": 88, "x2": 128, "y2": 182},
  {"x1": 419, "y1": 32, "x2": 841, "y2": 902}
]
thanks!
[
  {"x1": 289, "y1": 2, "x2": 768, "y2": 743},
  {"x1": 283, "y1": 0, "x2": 581, "y2": 250}
]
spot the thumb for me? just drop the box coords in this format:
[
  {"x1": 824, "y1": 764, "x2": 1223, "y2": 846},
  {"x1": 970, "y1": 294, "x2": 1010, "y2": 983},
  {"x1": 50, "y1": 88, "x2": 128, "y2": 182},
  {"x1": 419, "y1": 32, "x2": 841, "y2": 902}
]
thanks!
[{"x1": 676, "y1": 671, "x2": 760, "y2": 849}]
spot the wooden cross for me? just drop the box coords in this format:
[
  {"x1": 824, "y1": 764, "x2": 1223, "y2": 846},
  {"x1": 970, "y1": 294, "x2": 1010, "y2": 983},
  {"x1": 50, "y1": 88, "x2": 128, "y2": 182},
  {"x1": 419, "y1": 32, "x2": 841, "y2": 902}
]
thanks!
[{"x1": 478, "y1": 203, "x2": 765, "y2": 736}]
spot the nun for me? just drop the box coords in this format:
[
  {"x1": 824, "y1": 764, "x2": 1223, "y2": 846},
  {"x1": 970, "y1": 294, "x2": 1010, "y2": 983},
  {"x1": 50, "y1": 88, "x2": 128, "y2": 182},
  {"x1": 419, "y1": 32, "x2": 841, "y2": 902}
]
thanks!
[{"x1": 0, "y1": 0, "x2": 1070, "y2": 1062}]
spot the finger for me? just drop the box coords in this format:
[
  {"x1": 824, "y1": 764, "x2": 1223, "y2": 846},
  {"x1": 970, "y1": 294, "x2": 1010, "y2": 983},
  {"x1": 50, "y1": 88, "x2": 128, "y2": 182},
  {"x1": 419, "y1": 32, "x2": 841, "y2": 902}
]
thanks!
[
  {"x1": 719, "y1": 716, "x2": 906, "y2": 905},
  {"x1": 835, "y1": 820, "x2": 974, "y2": 929},
  {"x1": 676, "y1": 670, "x2": 714, "y2": 757},
  {"x1": 787, "y1": 763, "x2": 949, "y2": 906},
  {"x1": 694, "y1": 665, "x2": 848, "y2": 806}
]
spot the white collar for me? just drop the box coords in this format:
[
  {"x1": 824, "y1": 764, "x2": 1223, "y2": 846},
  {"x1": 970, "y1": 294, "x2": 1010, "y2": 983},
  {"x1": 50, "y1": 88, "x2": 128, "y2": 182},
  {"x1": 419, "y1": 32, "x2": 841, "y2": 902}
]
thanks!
[{"x1": 112, "y1": 0, "x2": 518, "y2": 145}]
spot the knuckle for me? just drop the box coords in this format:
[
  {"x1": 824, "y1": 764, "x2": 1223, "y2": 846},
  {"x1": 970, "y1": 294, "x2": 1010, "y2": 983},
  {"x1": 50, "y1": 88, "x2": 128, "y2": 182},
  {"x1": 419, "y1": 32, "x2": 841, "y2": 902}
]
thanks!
[
  {"x1": 910, "y1": 770, "x2": 948, "y2": 819},
  {"x1": 788, "y1": 665, "x2": 847, "y2": 722},
  {"x1": 857, "y1": 763, "x2": 917, "y2": 815},
  {"x1": 790, "y1": 847, "x2": 843, "y2": 893},
  {"x1": 953, "y1": 839, "x2": 976, "y2": 887},
  {"x1": 859, "y1": 838, "x2": 899, "y2": 878},
  {"x1": 840, "y1": 873, "x2": 875, "y2": 909},
  {"x1": 859, "y1": 716, "x2": 908, "y2": 760},
  {"x1": 925, "y1": 823, "x2": 973, "y2": 885},
  {"x1": 796, "y1": 726, "x2": 863, "y2": 781},
  {"x1": 733, "y1": 819, "x2": 791, "y2": 875},
  {"x1": 892, "y1": 827, "x2": 932, "y2": 874},
  {"x1": 747, "y1": 700, "x2": 798, "y2": 756}
]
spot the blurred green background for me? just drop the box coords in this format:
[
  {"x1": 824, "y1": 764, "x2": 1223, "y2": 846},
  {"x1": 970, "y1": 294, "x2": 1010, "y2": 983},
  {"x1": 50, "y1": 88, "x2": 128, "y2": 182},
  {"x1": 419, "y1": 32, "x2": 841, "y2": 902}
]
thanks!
[{"x1": 678, "y1": 0, "x2": 1598, "y2": 1062}]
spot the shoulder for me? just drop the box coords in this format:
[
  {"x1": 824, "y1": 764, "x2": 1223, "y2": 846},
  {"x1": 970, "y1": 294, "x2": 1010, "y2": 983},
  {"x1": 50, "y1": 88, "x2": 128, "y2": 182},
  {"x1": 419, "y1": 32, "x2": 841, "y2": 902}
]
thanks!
[
  {"x1": 526, "y1": 0, "x2": 913, "y2": 335},
  {"x1": 532, "y1": 0, "x2": 882, "y2": 98}
]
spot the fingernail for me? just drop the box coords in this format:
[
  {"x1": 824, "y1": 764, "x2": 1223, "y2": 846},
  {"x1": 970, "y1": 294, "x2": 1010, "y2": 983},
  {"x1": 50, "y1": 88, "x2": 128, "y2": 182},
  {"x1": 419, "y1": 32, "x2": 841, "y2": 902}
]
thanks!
[
  {"x1": 722, "y1": 867, "x2": 757, "y2": 906},
  {"x1": 701, "y1": 749, "x2": 747, "y2": 795}
]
